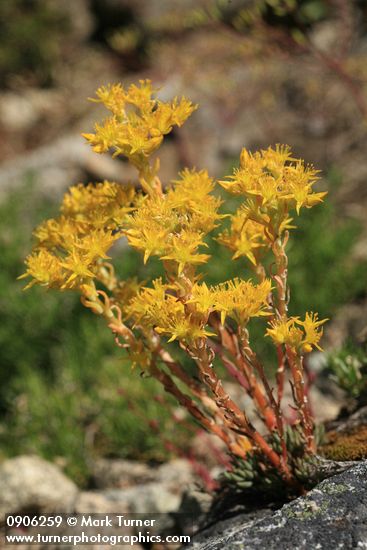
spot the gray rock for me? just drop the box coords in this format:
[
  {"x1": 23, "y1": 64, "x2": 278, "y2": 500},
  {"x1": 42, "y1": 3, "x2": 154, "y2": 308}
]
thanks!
[
  {"x1": 92, "y1": 458, "x2": 194, "y2": 489},
  {"x1": 177, "y1": 488, "x2": 214, "y2": 535},
  {"x1": 101, "y1": 483, "x2": 182, "y2": 534},
  {"x1": 70, "y1": 492, "x2": 139, "y2": 550},
  {"x1": 189, "y1": 461, "x2": 367, "y2": 549},
  {"x1": 91, "y1": 459, "x2": 197, "y2": 534},
  {"x1": 309, "y1": 20, "x2": 340, "y2": 53},
  {"x1": 0, "y1": 134, "x2": 134, "y2": 202},
  {"x1": 92, "y1": 458, "x2": 156, "y2": 489},
  {"x1": 102, "y1": 483, "x2": 181, "y2": 515},
  {"x1": 155, "y1": 459, "x2": 195, "y2": 486},
  {"x1": 180, "y1": 488, "x2": 213, "y2": 516},
  {"x1": 75, "y1": 491, "x2": 131, "y2": 514},
  {"x1": 0, "y1": 455, "x2": 78, "y2": 521}
]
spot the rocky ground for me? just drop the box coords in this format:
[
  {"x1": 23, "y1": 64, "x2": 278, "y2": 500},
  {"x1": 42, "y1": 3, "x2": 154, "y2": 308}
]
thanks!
[
  {"x1": 190, "y1": 460, "x2": 367, "y2": 549},
  {"x1": 0, "y1": 455, "x2": 212, "y2": 550},
  {"x1": 2, "y1": 451, "x2": 367, "y2": 549}
]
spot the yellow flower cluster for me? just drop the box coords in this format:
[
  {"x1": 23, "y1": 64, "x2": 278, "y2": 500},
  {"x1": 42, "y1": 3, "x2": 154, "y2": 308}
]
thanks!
[
  {"x1": 218, "y1": 145, "x2": 326, "y2": 263},
  {"x1": 217, "y1": 207, "x2": 268, "y2": 265},
  {"x1": 21, "y1": 81, "x2": 331, "y2": 478},
  {"x1": 21, "y1": 80, "x2": 327, "y2": 355},
  {"x1": 127, "y1": 279, "x2": 214, "y2": 343},
  {"x1": 221, "y1": 145, "x2": 324, "y2": 212},
  {"x1": 189, "y1": 278, "x2": 272, "y2": 324},
  {"x1": 127, "y1": 277, "x2": 271, "y2": 344},
  {"x1": 20, "y1": 181, "x2": 135, "y2": 290},
  {"x1": 266, "y1": 313, "x2": 328, "y2": 353},
  {"x1": 83, "y1": 81, "x2": 197, "y2": 164},
  {"x1": 125, "y1": 169, "x2": 223, "y2": 273}
]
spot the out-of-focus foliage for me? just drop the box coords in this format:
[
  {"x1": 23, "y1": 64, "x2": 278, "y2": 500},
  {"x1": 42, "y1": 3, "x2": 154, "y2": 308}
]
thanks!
[
  {"x1": 0, "y1": 0, "x2": 69, "y2": 87},
  {"x1": 326, "y1": 342, "x2": 367, "y2": 399},
  {"x1": 3, "y1": 350, "x2": 190, "y2": 486},
  {"x1": 106, "y1": 0, "x2": 331, "y2": 59},
  {"x1": 287, "y1": 173, "x2": 367, "y2": 320},
  {"x1": 230, "y1": 0, "x2": 330, "y2": 29}
]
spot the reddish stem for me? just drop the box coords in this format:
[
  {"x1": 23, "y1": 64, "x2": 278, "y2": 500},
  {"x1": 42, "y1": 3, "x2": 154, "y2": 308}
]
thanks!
[{"x1": 286, "y1": 347, "x2": 315, "y2": 452}]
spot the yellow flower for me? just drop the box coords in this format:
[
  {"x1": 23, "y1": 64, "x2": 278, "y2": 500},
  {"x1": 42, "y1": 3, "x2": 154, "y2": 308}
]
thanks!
[
  {"x1": 167, "y1": 169, "x2": 224, "y2": 233},
  {"x1": 266, "y1": 318, "x2": 303, "y2": 348},
  {"x1": 19, "y1": 249, "x2": 64, "y2": 289},
  {"x1": 61, "y1": 181, "x2": 135, "y2": 228},
  {"x1": 83, "y1": 118, "x2": 120, "y2": 154},
  {"x1": 217, "y1": 209, "x2": 268, "y2": 265},
  {"x1": 125, "y1": 171, "x2": 221, "y2": 272},
  {"x1": 126, "y1": 278, "x2": 171, "y2": 323},
  {"x1": 60, "y1": 250, "x2": 96, "y2": 287},
  {"x1": 91, "y1": 82, "x2": 155, "y2": 117},
  {"x1": 74, "y1": 230, "x2": 119, "y2": 262},
  {"x1": 213, "y1": 278, "x2": 272, "y2": 324},
  {"x1": 266, "y1": 313, "x2": 328, "y2": 353},
  {"x1": 220, "y1": 144, "x2": 325, "y2": 215},
  {"x1": 33, "y1": 216, "x2": 77, "y2": 248},
  {"x1": 154, "y1": 313, "x2": 215, "y2": 343},
  {"x1": 25, "y1": 179, "x2": 133, "y2": 293},
  {"x1": 124, "y1": 194, "x2": 178, "y2": 262},
  {"x1": 127, "y1": 279, "x2": 213, "y2": 343},
  {"x1": 126, "y1": 223, "x2": 170, "y2": 264},
  {"x1": 83, "y1": 80, "x2": 197, "y2": 161},
  {"x1": 187, "y1": 282, "x2": 218, "y2": 315},
  {"x1": 297, "y1": 312, "x2": 328, "y2": 352},
  {"x1": 144, "y1": 97, "x2": 197, "y2": 134},
  {"x1": 160, "y1": 231, "x2": 210, "y2": 274}
]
